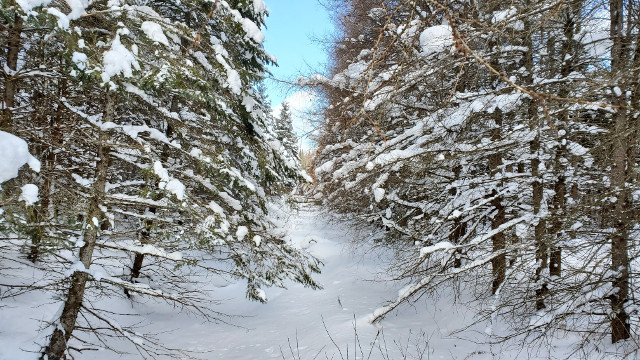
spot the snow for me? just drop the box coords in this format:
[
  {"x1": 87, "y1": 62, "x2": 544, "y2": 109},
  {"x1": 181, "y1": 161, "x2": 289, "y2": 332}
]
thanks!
[
  {"x1": 163, "y1": 179, "x2": 186, "y2": 201},
  {"x1": 101, "y1": 241, "x2": 182, "y2": 261},
  {"x1": 492, "y1": 7, "x2": 517, "y2": 23},
  {"x1": 43, "y1": 0, "x2": 89, "y2": 29},
  {"x1": 16, "y1": 0, "x2": 50, "y2": 12},
  {"x1": 253, "y1": 0, "x2": 267, "y2": 14},
  {"x1": 206, "y1": 44, "x2": 243, "y2": 95},
  {"x1": 0, "y1": 204, "x2": 631, "y2": 359},
  {"x1": 224, "y1": 5, "x2": 265, "y2": 44},
  {"x1": 419, "y1": 241, "x2": 454, "y2": 257},
  {"x1": 65, "y1": 0, "x2": 89, "y2": 21},
  {"x1": 240, "y1": 17, "x2": 265, "y2": 43},
  {"x1": 208, "y1": 200, "x2": 225, "y2": 215},
  {"x1": 141, "y1": 21, "x2": 170, "y2": 46},
  {"x1": 254, "y1": 288, "x2": 267, "y2": 302},
  {"x1": 46, "y1": 8, "x2": 70, "y2": 29},
  {"x1": 0, "y1": 131, "x2": 40, "y2": 184},
  {"x1": 72, "y1": 173, "x2": 93, "y2": 187},
  {"x1": 152, "y1": 161, "x2": 185, "y2": 200},
  {"x1": 236, "y1": 225, "x2": 248, "y2": 241},
  {"x1": 613, "y1": 86, "x2": 622, "y2": 97},
  {"x1": 567, "y1": 141, "x2": 589, "y2": 156},
  {"x1": 101, "y1": 33, "x2": 141, "y2": 83},
  {"x1": 419, "y1": 25, "x2": 453, "y2": 56},
  {"x1": 218, "y1": 191, "x2": 242, "y2": 211},
  {"x1": 226, "y1": 68, "x2": 242, "y2": 95},
  {"x1": 19, "y1": 184, "x2": 39, "y2": 205},
  {"x1": 192, "y1": 51, "x2": 213, "y2": 71},
  {"x1": 71, "y1": 51, "x2": 88, "y2": 70},
  {"x1": 373, "y1": 187, "x2": 385, "y2": 202}
]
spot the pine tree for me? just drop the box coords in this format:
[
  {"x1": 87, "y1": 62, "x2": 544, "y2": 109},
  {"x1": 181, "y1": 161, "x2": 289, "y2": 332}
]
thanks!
[{"x1": 275, "y1": 101, "x2": 299, "y2": 161}]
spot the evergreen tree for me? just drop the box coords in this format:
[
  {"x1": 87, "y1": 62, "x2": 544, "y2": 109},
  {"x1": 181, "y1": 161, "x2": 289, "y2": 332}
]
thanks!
[{"x1": 275, "y1": 101, "x2": 299, "y2": 161}]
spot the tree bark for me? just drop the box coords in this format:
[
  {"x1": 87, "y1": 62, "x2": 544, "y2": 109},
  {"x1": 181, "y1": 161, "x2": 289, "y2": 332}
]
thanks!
[
  {"x1": 128, "y1": 97, "x2": 175, "y2": 292},
  {"x1": 28, "y1": 78, "x2": 66, "y2": 262},
  {"x1": 521, "y1": 9, "x2": 548, "y2": 310},
  {"x1": 1, "y1": 10, "x2": 23, "y2": 132},
  {"x1": 548, "y1": 5, "x2": 580, "y2": 280},
  {"x1": 609, "y1": 0, "x2": 630, "y2": 343},
  {"x1": 41, "y1": 93, "x2": 114, "y2": 359},
  {"x1": 490, "y1": 109, "x2": 506, "y2": 295},
  {"x1": 128, "y1": 215, "x2": 153, "y2": 288},
  {"x1": 449, "y1": 164, "x2": 466, "y2": 268},
  {"x1": 532, "y1": 134, "x2": 547, "y2": 310}
]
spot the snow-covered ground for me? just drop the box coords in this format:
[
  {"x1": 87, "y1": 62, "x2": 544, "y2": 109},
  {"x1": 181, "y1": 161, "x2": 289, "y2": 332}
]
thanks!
[{"x1": 0, "y1": 203, "x2": 634, "y2": 359}]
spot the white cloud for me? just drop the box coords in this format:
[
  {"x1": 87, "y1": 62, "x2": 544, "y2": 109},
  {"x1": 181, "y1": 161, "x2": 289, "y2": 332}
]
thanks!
[{"x1": 272, "y1": 90, "x2": 315, "y2": 117}]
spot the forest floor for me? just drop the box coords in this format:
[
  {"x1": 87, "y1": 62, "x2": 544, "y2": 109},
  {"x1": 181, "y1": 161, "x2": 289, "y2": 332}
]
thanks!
[{"x1": 0, "y1": 202, "x2": 632, "y2": 359}]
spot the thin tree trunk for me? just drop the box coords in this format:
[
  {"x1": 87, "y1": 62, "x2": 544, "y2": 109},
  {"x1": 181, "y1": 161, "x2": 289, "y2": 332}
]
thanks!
[
  {"x1": 609, "y1": 0, "x2": 630, "y2": 343},
  {"x1": 128, "y1": 98, "x2": 175, "y2": 291},
  {"x1": 490, "y1": 109, "x2": 506, "y2": 295},
  {"x1": 129, "y1": 215, "x2": 153, "y2": 286},
  {"x1": 28, "y1": 78, "x2": 66, "y2": 262},
  {"x1": 610, "y1": 106, "x2": 630, "y2": 343},
  {"x1": 41, "y1": 93, "x2": 114, "y2": 360},
  {"x1": 548, "y1": 171, "x2": 564, "y2": 278},
  {"x1": 521, "y1": 8, "x2": 548, "y2": 310},
  {"x1": 548, "y1": 6, "x2": 580, "y2": 280},
  {"x1": 532, "y1": 133, "x2": 547, "y2": 310},
  {"x1": 449, "y1": 164, "x2": 466, "y2": 268},
  {"x1": 1, "y1": 10, "x2": 23, "y2": 132}
]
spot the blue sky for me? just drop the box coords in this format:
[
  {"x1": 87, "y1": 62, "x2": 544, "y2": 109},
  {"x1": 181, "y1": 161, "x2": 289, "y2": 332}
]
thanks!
[
  {"x1": 261, "y1": 0, "x2": 333, "y2": 149},
  {"x1": 262, "y1": 0, "x2": 333, "y2": 106}
]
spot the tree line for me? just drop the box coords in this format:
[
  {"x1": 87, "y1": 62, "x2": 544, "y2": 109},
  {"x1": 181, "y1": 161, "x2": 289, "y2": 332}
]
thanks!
[
  {"x1": 0, "y1": 0, "x2": 314, "y2": 358},
  {"x1": 310, "y1": 0, "x2": 640, "y2": 353}
]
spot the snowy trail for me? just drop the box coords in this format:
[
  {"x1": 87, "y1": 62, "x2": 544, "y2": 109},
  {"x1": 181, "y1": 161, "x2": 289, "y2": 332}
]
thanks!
[
  {"x1": 150, "y1": 203, "x2": 486, "y2": 360},
  {"x1": 169, "y1": 203, "x2": 404, "y2": 359}
]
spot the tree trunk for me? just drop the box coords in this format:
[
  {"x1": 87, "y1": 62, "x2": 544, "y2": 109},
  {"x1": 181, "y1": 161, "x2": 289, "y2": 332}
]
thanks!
[
  {"x1": 1, "y1": 10, "x2": 23, "y2": 132},
  {"x1": 490, "y1": 109, "x2": 506, "y2": 295},
  {"x1": 548, "y1": 169, "x2": 564, "y2": 278},
  {"x1": 610, "y1": 105, "x2": 630, "y2": 343},
  {"x1": 449, "y1": 164, "x2": 466, "y2": 268},
  {"x1": 521, "y1": 10, "x2": 548, "y2": 310},
  {"x1": 128, "y1": 97, "x2": 176, "y2": 293},
  {"x1": 531, "y1": 134, "x2": 547, "y2": 309},
  {"x1": 609, "y1": 0, "x2": 630, "y2": 343},
  {"x1": 128, "y1": 215, "x2": 153, "y2": 288},
  {"x1": 41, "y1": 93, "x2": 114, "y2": 359},
  {"x1": 548, "y1": 5, "x2": 581, "y2": 281},
  {"x1": 28, "y1": 78, "x2": 66, "y2": 262}
]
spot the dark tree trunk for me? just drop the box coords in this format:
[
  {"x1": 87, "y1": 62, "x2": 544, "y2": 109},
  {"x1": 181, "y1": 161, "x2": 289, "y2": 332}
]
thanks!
[
  {"x1": 521, "y1": 9, "x2": 548, "y2": 310},
  {"x1": 128, "y1": 97, "x2": 176, "y2": 293},
  {"x1": 531, "y1": 134, "x2": 548, "y2": 309},
  {"x1": 449, "y1": 165, "x2": 466, "y2": 268},
  {"x1": 28, "y1": 78, "x2": 66, "y2": 262},
  {"x1": 41, "y1": 93, "x2": 114, "y2": 360},
  {"x1": 490, "y1": 110, "x2": 506, "y2": 295},
  {"x1": 548, "y1": 6, "x2": 580, "y2": 280},
  {"x1": 609, "y1": 0, "x2": 630, "y2": 343},
  {"x1": 128, "y1": 215, "x2": 153, "y2": 289},
  {"x1": 1, "y1": 11, "x2": 23, "y2": 131}
]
